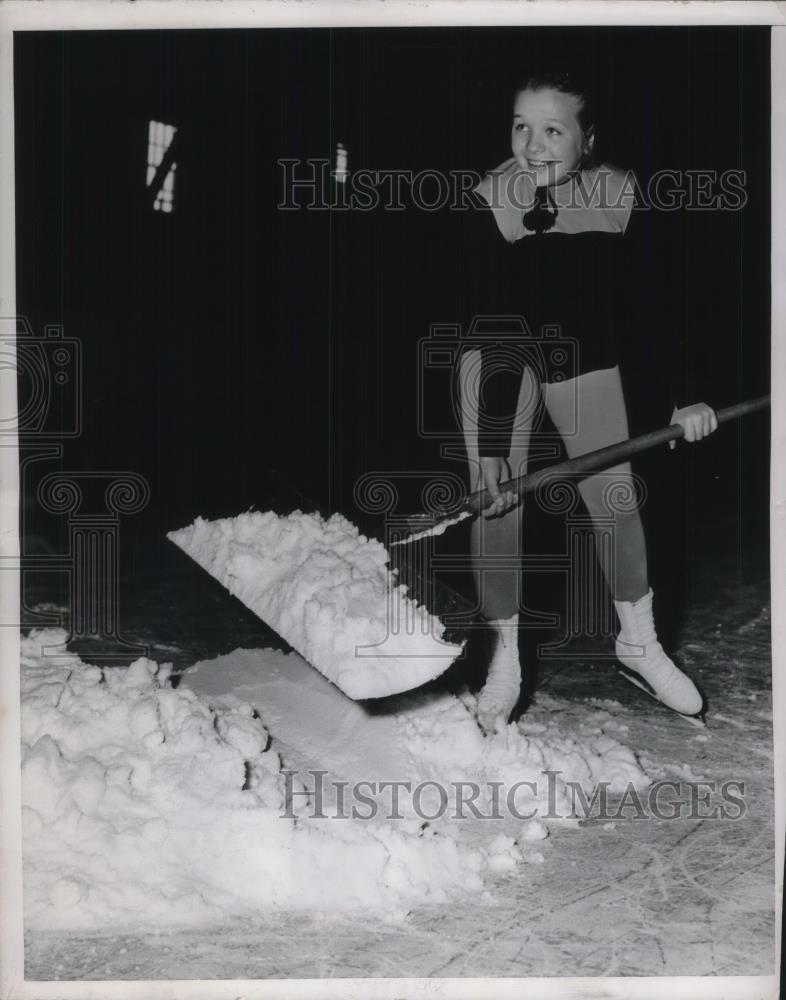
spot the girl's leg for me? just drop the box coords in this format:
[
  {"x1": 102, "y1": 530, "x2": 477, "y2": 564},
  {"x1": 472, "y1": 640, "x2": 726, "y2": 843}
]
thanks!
[
  {"x1": 541, "y1": 367, "x2": 702, "y2": 715},
  {"x1": 541, "y1": 366, "x2": 648, "y2": 602},
  {"x1": 459, "y1": 349, "x2": 537, "y2": 619},
  {"x1": 459, "y1": 349, "x2": 537, "y2": 732}
]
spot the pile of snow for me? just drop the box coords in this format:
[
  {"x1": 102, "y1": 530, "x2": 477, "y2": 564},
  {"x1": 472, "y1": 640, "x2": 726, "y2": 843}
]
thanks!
[
  {"x1": 168, "y1": 511, "x2": 464, "y2": 699},
  {"x1": 421, "y1": 691, "x2": 647, "y2": 792},
  {"x1": 20, "y1": 631, "x2": 656, "y2": 934},
  {"x1": 390, "y1": 688, "x2": 652, "y2": 827},
  {"x1": 182, "y1": 646, "x2": 652, "y2": 837},
  {"x1": 20, "y1": 630, "x2": 485, "y2": 933},
  {"x1": 20, "y1": 511, "x2": 657, "y2": 934}
]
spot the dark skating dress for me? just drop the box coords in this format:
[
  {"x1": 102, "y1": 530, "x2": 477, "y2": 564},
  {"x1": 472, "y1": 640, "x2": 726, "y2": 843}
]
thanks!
[{"x1": 446, "y1": 158, "x2": 680, "y2": 456}]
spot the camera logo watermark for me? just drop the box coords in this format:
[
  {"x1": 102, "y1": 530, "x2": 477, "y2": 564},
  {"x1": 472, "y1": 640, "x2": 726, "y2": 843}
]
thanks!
[
  {"x1": 350, "y1": 312, "x2": 647, "y2": 657},
  {"x1": 6, "y1": 316, "x2": 150, "y2": 661},
  {"x1": 0, "y1": 318, "x2": 82, "y2": 440},
  {"x1": 418, "y1": 318, "x2": 580, "y2": 446}
]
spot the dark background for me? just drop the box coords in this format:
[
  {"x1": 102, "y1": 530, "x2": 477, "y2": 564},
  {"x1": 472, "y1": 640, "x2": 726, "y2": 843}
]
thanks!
[{"x1": 14, "y1": 26, "x2": 770, "y2": 629}]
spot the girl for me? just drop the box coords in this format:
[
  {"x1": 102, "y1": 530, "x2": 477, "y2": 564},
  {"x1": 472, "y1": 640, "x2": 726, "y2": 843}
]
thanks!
[{"x1": 453, "y1": 71, "x2": 718, "y2": 734}]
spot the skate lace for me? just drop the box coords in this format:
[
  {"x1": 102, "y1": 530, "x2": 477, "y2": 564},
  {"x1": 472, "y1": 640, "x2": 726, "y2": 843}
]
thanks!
[{"x1": 478, "y1": 628, "x2": 520, "y2": 711}]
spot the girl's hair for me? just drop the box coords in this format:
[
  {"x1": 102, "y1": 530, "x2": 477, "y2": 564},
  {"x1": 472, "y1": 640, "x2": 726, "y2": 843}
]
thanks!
[{"x1": 513, "y1": 69, "x2": 595, "y2": 137}]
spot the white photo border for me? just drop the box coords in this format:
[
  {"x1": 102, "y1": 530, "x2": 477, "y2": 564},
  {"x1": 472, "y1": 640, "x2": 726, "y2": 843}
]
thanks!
[{"x1": 0, "y1": 2, "x2": 782, "y2": 998}]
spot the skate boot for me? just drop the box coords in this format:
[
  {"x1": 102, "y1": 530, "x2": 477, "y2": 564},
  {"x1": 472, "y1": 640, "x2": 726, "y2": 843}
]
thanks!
[
  {"x1": 477, "y1": 614, "x2": 521, "y2": 735},
  {"x1": 614, "y1": 588, "x2": 703, "y2": 716}
]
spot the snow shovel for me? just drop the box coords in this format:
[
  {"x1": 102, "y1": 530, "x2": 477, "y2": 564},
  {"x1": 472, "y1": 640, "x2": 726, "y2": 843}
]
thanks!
[
  {"x1": 400, "y1": 394, "x2": 770, "y2": 541},
  {"x1": 170, "y1": 395, "x2": 767, "y2": 702},
  {"x1": 168, "y1": 472, "x2": 478, "y2": 702}
]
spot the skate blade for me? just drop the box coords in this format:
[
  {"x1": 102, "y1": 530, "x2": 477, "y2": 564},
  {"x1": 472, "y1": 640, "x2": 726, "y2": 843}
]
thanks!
[{"x1": 618, "y1": 668, "x2": 707, "y2": 727}]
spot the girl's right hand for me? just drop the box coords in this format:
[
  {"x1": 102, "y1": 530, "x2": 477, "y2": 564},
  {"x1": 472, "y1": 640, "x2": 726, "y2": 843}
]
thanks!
[{"x1": 479, "y1": 456, "x2": 518, "y2": 518}]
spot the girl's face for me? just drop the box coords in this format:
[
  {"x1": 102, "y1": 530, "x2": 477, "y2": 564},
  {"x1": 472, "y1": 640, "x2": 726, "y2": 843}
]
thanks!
[{"x1": 511, "y1": 87, "x2": 593, "y2": 186}]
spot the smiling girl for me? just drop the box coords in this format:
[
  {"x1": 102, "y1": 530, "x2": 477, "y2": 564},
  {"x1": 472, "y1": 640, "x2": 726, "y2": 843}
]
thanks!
[{"x1": 453, "y1": 70, "x2": 718, "y2": 734}]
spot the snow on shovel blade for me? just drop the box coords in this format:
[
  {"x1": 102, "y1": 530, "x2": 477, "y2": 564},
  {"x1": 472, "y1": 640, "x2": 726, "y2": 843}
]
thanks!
[{"x1": 168, "y1": 510, "x2": 464, "y2": 700}]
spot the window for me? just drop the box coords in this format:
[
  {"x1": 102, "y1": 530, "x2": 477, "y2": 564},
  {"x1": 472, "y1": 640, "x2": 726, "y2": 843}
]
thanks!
[{"x1": 147, "y1": 120, "x2": 177, "y2": 213}]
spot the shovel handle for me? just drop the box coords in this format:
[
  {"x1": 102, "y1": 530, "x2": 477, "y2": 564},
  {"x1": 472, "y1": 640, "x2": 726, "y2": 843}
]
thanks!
[{"x1": 465, "y1": 394, "x2": 770, "y2": 517}]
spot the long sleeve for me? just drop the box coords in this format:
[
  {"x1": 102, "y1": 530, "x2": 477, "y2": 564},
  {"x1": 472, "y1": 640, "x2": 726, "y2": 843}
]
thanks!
[
  {"x1": 450, "y1": 199, "x2": 526, "y2": 457},
  {"x1": 616, "y1": 204, "x2": 713, "y2": 433},
  {"x1": 663, "y1": 209, "x2": 718, "y2": 413},
  {"x1": 641, "y1": 207, "x2": 693, "y2": 413},
  {"x1": 477, "y1": 348, "x2": 526, "y2": 456}
]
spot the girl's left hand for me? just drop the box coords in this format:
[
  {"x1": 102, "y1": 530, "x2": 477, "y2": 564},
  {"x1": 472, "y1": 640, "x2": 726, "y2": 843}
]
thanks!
[{"x1": 669, "y1": 403, "x2": 719, "y2": 449}]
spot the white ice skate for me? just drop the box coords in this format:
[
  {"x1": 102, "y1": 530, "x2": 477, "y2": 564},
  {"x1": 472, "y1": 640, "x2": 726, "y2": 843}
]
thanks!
[
  {"x1": 614, "y1": 589, "x2": 704, "y2": 718},
  {"x1": 476, "y1": 614, "x2": 521, "y2": 735}
]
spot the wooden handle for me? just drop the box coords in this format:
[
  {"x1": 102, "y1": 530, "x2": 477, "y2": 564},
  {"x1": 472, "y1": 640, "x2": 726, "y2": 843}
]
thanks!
[{"x1": 465, "y1": 394, "x2": 770, "y2": 516}]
